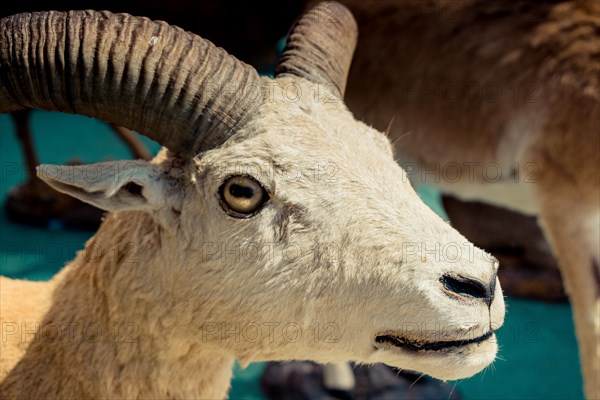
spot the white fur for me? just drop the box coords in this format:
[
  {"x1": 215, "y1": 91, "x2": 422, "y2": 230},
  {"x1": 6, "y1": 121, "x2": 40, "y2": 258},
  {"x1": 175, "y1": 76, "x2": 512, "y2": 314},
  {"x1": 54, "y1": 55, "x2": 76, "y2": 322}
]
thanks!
[{"x1": 0, "y1": 77, "x2": 505, "y2": 398}]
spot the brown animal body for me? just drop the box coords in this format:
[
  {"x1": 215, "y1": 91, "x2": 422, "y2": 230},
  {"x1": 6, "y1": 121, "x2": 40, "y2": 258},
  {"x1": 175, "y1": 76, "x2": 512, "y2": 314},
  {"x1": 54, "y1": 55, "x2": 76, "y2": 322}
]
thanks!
[{"x1": 335, "y1": 0, "x2": 599, "y2": 397}]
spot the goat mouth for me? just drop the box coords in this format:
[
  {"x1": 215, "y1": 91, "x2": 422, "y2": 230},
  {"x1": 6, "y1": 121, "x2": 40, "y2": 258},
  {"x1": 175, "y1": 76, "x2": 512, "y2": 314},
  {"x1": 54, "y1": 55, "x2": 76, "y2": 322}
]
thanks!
[{"x1": 375, "y1": 331, "x2": 493, "y2": 352}]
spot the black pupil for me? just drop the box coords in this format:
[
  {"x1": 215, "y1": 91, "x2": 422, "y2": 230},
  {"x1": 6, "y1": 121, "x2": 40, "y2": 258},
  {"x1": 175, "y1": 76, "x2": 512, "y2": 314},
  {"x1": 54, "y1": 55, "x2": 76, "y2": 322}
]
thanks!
[{"x1": 229, "y1": 183, "x2": 255, "y2": 199}]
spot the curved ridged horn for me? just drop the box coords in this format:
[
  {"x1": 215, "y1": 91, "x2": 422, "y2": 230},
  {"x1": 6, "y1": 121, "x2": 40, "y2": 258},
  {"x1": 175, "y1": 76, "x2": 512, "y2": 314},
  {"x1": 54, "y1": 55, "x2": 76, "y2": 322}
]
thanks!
[
  {"x1": 0, "y1": 11, "x2": 264, "y2": 154},
  {"x1": 275, "y1": 1, "x2": 358, "y2": 98}
]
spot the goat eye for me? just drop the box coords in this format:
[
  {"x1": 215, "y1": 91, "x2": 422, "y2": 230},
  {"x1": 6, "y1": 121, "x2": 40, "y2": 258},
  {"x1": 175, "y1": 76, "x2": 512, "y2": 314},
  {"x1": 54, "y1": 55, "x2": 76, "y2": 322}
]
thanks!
[{"x1": 219, "y1": 176, "x2": 269, "y2": 217}]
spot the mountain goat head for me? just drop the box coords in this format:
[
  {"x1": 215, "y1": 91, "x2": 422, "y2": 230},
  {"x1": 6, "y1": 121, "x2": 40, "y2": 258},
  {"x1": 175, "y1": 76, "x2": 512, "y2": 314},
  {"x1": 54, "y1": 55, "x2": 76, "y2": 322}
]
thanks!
[{"x1": 0, "y1": 1, "x2": 504, "y2": 390}]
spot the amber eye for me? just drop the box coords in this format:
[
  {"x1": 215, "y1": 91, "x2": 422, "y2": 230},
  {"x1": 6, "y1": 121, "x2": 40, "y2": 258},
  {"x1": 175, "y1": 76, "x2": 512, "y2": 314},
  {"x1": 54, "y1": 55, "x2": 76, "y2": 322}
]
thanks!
[{"x1": 219, "y1": 175, "x2": 269, "y2": 217}]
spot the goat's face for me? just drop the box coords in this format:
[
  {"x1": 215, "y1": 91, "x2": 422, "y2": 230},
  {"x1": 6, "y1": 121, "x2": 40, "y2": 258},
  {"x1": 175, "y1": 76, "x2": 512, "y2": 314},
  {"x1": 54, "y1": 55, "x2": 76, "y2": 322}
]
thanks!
[
  {"x1": 41, "y1": 76, "x2": 504, "y2": 381},
  {"x1": 187, "y1": 77, "x2": 505, "y2": 380},
  {"x1": 6, "y1": 2, "x2": 505, "y2": 383}
]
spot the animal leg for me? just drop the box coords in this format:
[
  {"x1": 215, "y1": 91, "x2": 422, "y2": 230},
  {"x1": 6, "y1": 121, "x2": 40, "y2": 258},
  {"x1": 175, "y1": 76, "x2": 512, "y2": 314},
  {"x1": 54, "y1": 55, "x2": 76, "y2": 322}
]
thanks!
[
  {"x1": 534, "y1": 182, "x2": 599, "y2": 399},
  {"x1": 322, "y1": 362, "x2": 355, "y2": 392}
]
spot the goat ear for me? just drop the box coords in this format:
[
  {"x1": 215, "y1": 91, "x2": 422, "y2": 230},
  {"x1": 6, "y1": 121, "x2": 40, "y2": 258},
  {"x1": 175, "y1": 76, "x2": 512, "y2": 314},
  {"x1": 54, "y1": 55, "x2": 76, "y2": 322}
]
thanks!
[{"x1": 36, "y1": 160, "x2": 168, "y2": 212}]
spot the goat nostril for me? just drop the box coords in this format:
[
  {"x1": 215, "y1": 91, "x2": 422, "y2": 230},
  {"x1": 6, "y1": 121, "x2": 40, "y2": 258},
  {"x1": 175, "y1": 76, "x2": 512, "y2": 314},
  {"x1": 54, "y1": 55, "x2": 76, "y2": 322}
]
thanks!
[{"x1": 441, "y1": 274, "x2": 491, "y2": 302}]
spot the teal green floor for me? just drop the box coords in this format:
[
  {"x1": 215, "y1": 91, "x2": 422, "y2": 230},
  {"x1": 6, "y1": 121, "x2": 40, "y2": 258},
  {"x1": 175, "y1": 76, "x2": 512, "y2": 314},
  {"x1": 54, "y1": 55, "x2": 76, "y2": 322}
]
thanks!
[{"x1": 0, "y1": 112, "x2": 583, "y2": 399}]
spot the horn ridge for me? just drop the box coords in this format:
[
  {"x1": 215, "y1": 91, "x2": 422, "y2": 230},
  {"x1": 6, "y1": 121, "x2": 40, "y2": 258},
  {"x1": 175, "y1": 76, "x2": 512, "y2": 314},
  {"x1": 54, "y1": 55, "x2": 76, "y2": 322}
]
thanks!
[
  {"x1": 0, "y1": 10, "x2": 263, "y2": 154},
  {"x1": 275, "y1": 1, "x2": 358, "y2": 98}
]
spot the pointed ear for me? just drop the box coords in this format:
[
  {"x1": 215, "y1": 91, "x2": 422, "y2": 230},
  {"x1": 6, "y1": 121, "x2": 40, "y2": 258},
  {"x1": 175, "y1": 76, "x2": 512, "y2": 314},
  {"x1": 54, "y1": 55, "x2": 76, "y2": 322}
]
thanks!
[{"x1": 37, "y1": 160, "x2": 171, "y2": 212}]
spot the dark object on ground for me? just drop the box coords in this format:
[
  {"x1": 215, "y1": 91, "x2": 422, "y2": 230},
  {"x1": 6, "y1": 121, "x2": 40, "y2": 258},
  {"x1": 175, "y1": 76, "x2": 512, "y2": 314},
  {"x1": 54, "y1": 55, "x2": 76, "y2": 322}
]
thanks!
[
  {"x1": 5, "y1": 175, "x2": 104, "y2": 231},
  {"x1": 261, "y1": 361, "x2": 461, "y2": 400},
  {"x1": 442, "y1": 195, "x2": 566, "y2": 302},
  {"x1": 4, "y1": 110, "x2": 150, "y2": 231}
]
